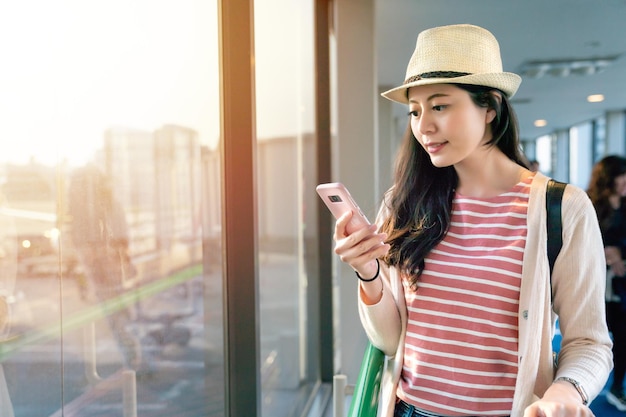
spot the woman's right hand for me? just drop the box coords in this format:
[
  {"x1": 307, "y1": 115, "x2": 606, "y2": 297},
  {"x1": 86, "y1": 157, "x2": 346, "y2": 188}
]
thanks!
[{"x1": 333, "y1": 211, "x2": 390, "y2": 280}]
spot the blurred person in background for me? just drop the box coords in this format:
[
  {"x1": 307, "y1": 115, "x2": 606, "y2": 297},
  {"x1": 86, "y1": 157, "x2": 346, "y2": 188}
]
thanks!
[
  {"x1": 529, "y1": 159, "x2": 540, "y2": 172},
  {"x1": 66, "y1": 164, "x2": 151, "y2": 377},
  {"x1": 587, "y1": 155, "x2": 626, "y2": 412}
]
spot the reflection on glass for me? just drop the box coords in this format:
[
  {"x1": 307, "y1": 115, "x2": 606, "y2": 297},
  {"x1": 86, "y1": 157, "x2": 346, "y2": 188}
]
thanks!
[
  {"x1": 255, "y1": 1, "x2": 317, "y2": 415},
  {"x1": 66, "y1": 164, "x2": 148, "y2": 375},
  {"x1": 0, "y1": 1, "x2": 223, "y2": 416}
]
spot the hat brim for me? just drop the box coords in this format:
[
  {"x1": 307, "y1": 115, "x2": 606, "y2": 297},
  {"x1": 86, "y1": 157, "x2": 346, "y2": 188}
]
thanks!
[{"x1": 381, "y1": 72, "x2": 522, "y2": 104}]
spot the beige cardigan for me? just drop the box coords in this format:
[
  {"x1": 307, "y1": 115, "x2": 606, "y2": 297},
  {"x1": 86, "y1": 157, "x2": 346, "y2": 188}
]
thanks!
[{"x1": 358, "y1": 173, "x2": 613, "y2": 417}]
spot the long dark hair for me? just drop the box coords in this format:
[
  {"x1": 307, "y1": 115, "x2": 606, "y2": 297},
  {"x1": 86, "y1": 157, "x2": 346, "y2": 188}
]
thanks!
[
  {"x1": 380, "y1": 84, "x2": 527, "y2": 289},
  {"x1": 587, "y1": 155, "x2": 626, "y2": 224}
]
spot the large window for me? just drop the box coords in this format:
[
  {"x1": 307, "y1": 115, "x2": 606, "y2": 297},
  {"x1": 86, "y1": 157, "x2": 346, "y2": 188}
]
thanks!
[{"x1": 0, "y1": 2, "x2": 224, "y2": 415}]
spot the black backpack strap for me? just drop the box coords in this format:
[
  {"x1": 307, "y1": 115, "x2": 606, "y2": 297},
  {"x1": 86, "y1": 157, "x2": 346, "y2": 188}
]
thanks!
[{"x1": 546, "y1": 179, "x2": 566, "y2": 277}]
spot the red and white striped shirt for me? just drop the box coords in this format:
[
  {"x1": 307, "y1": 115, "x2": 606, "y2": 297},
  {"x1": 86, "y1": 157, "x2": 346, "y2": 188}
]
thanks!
[{"x1": 398, "y1": 176, "x2": 532, "y2": 416}]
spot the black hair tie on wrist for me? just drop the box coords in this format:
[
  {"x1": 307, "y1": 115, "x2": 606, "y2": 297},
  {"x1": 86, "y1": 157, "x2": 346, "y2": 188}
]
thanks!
[{"x1": 355, "y1": 259, "x2": 380, "y2": 282}]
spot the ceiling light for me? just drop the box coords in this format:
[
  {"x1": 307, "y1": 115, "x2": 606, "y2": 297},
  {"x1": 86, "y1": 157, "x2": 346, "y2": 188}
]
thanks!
[
  {"x1": 518, "y1": 56, "x2": 619, "y2": 79},
  {"x1": 534, "y1": 119, "x2": 548, "y2": 127},
  {"x1": 587, "y1": 94, "x2": 605, "y2": 103}
]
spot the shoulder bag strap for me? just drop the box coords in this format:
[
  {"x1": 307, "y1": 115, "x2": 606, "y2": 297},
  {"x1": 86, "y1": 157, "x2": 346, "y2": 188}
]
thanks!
[{"x1": 546, "y1": 179, "x2": 567, "y2": 292}]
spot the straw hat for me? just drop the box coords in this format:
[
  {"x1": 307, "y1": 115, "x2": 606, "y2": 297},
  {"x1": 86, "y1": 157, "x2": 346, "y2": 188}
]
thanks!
[{"x1": 381, "y1": 24, "x2": 522, "y2": 104}]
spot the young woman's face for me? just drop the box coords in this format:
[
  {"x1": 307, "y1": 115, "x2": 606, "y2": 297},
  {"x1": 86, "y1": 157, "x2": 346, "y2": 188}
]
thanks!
[
  {"x1": 614, "y1": 173, "x2": 626, "y2": 197},
  {"x1": 407, "y1": 84, "x2": 496, "y2": 168}
]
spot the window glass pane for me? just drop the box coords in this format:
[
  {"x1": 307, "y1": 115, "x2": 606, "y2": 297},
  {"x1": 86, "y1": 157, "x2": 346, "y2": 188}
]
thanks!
[
  {"x1": 536, "y1": 135, "x2": 553, "y2": 176},
  {"x1": 0, "y1": 1, "x2": 224, "y2": 416},
  {"x1": 254, "y1": 1, "x2": 317, "y2": 415},
  {"x1": 593, "y1": 116, "x2": 606, "y2": 162},
  {"x1": 569, "y1": 123, "x2": 593, "y2": 189}
]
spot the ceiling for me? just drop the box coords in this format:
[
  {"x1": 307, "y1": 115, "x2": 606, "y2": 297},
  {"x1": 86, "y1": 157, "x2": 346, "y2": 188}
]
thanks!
[{"x1": 375, "y1": 0, "x2": 626, "y2": 140}]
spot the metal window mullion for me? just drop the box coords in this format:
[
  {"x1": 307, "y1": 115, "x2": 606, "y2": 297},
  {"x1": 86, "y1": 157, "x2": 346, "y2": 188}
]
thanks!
[{"x1": 218, "y1": 0, "x2": 260, "y2": 416}]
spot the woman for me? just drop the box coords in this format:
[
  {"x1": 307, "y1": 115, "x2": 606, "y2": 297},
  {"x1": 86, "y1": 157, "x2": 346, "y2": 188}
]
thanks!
[
  {"x1": 587, "y1": 155, "x2": 626, "y2": 412},
  {"x1": 333, "y1": 24, "x2": 612, "y2": 417}
]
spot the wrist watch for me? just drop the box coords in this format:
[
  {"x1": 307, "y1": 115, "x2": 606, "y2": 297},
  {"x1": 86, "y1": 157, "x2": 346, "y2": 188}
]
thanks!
[{"x1": 554, "y1": 376, "x2": 589, "y2": 405}]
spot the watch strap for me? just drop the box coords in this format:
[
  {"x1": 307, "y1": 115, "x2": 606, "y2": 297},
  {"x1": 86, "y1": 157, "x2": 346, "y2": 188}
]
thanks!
[{"x1": 554, "y1": 376, "x2": 589, "y2": 405}]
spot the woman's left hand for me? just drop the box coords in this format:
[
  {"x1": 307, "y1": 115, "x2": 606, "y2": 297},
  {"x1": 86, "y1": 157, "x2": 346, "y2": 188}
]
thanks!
[{"x1": 523, "y1": 381, "x2": 593, "y2": 416}]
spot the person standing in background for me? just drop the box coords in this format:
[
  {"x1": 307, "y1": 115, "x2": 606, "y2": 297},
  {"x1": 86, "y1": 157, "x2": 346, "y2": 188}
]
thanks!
[{"x1": 587, "y1": 155, "x2": 626, "y2": 412}]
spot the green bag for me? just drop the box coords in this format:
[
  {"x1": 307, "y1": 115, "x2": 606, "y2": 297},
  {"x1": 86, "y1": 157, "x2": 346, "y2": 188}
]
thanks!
[{"x1": 347, "y1": 342, "x2": 384, "y2": 417}]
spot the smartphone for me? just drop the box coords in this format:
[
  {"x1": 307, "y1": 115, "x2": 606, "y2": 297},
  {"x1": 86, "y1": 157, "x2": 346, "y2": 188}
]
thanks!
[{"x1": 316, "y1": 182, "x2": 371, "y2": 234}]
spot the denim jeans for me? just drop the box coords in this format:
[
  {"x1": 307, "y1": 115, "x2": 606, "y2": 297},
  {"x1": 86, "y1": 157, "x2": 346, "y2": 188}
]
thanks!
[
  {"x1": 393, "y1": 400, "x2": 448, "y2": 417},
  {"x1": 393, "y1": 399, "x2": 509, "y2": 417}
]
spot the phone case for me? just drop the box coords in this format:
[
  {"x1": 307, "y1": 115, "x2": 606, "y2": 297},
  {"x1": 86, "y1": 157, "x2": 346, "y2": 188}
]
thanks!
[{"x1": 316, "y1": 182, "x2": 370, "y2": 234}]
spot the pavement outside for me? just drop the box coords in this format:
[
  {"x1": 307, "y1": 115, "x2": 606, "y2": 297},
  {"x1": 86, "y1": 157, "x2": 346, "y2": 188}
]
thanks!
[{"x1": 3, "y1": 269, "x2": 227, "y2": 417}]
